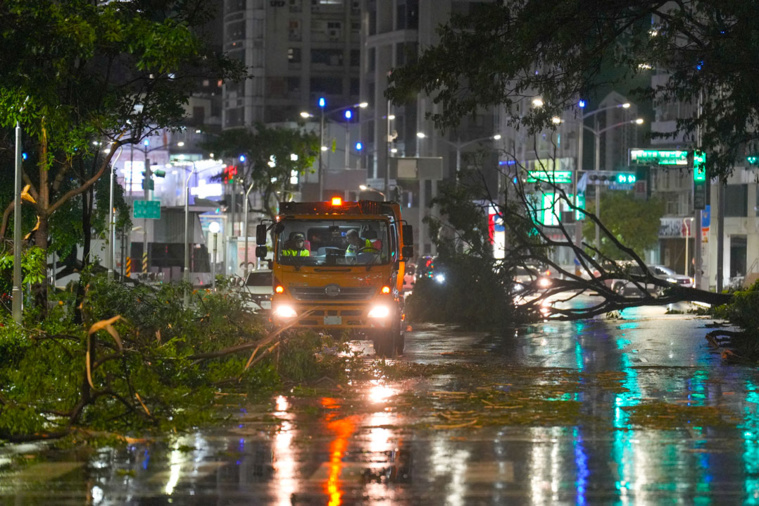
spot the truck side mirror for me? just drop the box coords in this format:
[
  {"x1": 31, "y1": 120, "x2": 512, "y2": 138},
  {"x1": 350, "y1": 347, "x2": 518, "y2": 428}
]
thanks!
[
  {"x1": 402, "y1": 245, "x2": 414, "y2": 260},
  {"x1": 255, "y1": 245, "x2": 268, "y2": 259},
  {"x1": 402, "y1": 224, "x2": 413, "y2": 246},
  {"x1": 256, "y1": 224, "x2": 267, "y2": 245}
]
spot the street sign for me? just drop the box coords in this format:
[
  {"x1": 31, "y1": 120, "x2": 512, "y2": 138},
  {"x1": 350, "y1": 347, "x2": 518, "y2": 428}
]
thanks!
[
  {"x1": 526, "y1": 170, "x2": 573, "y2": 184},
  {"x1": 133, "y1": 200, "x2": 161, "y2": 219},
  {"x1": 630, "y1": 149, "x2": 689, "y2": 166},
  {"x1": 582, "y1": 170, "x2": 636, "y2": 186}
]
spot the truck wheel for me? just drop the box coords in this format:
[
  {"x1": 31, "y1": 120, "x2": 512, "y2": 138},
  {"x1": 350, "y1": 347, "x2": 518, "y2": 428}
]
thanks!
[{"x1": 373, "y1": 320, "x2": 403, "y2": 358}]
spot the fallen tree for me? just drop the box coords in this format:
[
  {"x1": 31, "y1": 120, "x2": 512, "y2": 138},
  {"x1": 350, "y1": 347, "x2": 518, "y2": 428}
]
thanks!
[{"x1": 0, "y1": 273, "x2": 355, "y2": 442}]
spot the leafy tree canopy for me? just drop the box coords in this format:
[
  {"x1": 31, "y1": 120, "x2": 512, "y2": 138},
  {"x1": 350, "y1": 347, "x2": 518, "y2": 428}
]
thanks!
[
  {"x1": 387, "y1": 0, "x2": 759, "y2": 178},
  {"x1": 586, "y1": 191, "x2": 665, "y2": 260}
]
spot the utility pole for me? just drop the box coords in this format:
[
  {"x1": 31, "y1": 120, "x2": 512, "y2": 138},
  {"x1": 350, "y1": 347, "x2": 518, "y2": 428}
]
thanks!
[
  {"x1": 12, "y1": 122, "x2": 23, "y2": 324},
  {"x1": 143, "y1": 140, "x2": 151, "y2": 276}
]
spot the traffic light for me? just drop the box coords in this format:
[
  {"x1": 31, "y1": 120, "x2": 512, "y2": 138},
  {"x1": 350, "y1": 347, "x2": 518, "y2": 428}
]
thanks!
[
  {"x1": 141, "y1": 167, "x2": 165, "y2": 190},
  {"x1": 615, "y1": 172, "x2": 636, "y2": 184},
  {"x1": 747, "y1": 155, "x2": 759, "y2": 166},
  {"x1": 692, "y1": 150, "x2": 706, "y2": 182},
  {"x1": 586, "y1": 171, "x2": 635, "y2": 185},
  {"x1": 692, "y1": 150, "x2": 707, "y2": 209},
  {"x1": 222, "y1": 165, "x2": 238, "y2": 184}
]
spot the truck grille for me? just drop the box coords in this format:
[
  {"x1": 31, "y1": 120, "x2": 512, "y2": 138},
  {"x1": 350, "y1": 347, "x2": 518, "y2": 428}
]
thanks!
[{"x1": 290, "y1": 286, "x2": 375, "y2": 301}]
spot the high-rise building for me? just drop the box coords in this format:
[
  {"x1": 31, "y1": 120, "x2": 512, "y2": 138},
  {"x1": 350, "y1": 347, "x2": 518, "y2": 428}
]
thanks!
[
  {"x1": 362, "y1": 0, "x2": 499, "y2": 257},
  {"x1": 222, "y1": 0, "x2": 362, "y2": 127}
]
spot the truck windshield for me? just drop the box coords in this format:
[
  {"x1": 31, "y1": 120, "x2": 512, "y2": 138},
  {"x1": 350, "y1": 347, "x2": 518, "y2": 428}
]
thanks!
[{"x1": 277, "y1": 219, "x2": 390, "y2": 266}]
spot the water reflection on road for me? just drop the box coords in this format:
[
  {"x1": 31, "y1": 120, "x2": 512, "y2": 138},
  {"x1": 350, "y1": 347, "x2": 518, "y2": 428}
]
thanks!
[{"x1": 4, "y1": 297, "x2": 759, "y2": 504}]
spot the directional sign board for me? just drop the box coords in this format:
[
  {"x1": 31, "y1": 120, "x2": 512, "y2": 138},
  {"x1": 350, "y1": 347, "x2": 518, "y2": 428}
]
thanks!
[
  {"x1": 526, "y1": 170, "x2": 573, "y2": 184},
  {"x1": 630, "y1": 149, "x2": 689, "y2": 166},
  {"x1": 133, "y1": 200, "x2": 161, "y2": 219}
]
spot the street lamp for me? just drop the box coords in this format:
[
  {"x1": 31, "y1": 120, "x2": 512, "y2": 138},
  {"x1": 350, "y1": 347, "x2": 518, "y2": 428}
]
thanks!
[
  {"x1": 208, "y1": 221, "x2": 221, "y2": 289},
  {"x1": 172, "y1": 162, "x2": 219, "y2": 305},
  {"x1": 302, "y1": 100, "x2": 368, "y2": 200},
  {"x1": 588, "y1": 118, "x2": 644, "y2": 253},
  {"x1": 417, "y1": 132, "x2": 502, "y2": 177},
  {"x1": 359, "y1": 184, "x2": 386, "y2": 201},
  {"x1": 549, "y1": 102, "x2": 639, "y2": 260}
]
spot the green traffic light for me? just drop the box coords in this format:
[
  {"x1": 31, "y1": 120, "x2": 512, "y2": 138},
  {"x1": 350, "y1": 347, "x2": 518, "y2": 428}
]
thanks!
[{"x1": 616, "y1": 173, "x2": 636, "y2": 184}]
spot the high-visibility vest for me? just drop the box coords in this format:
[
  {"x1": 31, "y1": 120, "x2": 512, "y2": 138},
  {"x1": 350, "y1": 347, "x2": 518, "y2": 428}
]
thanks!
[
  {"x1": 347, "y1": 238, "x2": 375, "y2": 255},
  {"x1": 282, "y1": 248, "x2": 310, "y2": 256}
]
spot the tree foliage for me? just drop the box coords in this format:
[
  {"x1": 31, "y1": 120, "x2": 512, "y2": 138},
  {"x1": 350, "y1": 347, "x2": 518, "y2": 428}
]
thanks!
[
  {"x1": 586, "y1": 191, "x2": 665, "y2": 260},
  {"x1": 0, "y1": 0, "x2": 244, "y2": 308},
  {"x1": 387, "y1": 0, "x2": 759, "y2": 178},
  {"x1": 0, "y1": 273, "x2": 355, "y2": 440}
]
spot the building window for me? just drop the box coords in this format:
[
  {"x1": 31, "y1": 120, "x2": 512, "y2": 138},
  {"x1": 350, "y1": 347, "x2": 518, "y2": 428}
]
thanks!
[
  {"x1": 287, "y1": 77, "x2": 301, "y2": 95},
  {"x1": 288, "y1": 48, "x2": 301, "y2": 63},
  {"x1": 225, "y1": 0, "x2": 246, "y2": 14},
  {"x1": 225, "y1": 20, "x2": 245, "y2": 44},
  {"x1": 311, "y1": 49, "x2": 343, "y2": 66},
  {"x1": 289, "y1": 20, "x2": 302, "y2": 41},
  {"x1": 725, "y1": 184, "x2": 748, "y2": 217},
  {"x1": 350, "y1": 49, "x2": 360, "y2": 67},
  {"x1": 349, "y1": 78, "x2": 360, "y2": 96},
  {"x1": 368, "y1": 48, "x2": 375, "y2": 72},
  {"x1": 310, "y1": 77, "x2": 342, "y2": 95},
  {"x1": 289, "y1": 0, "x2": 302, "y2": 12}
]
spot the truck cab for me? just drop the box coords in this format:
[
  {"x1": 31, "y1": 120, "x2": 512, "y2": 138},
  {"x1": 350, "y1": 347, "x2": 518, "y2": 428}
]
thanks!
[{"x1": 256, "y1": 198, "x2": 413, "y2": 357}]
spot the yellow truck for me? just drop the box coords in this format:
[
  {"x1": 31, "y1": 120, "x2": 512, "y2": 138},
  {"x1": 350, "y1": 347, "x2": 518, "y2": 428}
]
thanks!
[{"x1": 255, "y1": 197, "x2": 414, "y2": 357}]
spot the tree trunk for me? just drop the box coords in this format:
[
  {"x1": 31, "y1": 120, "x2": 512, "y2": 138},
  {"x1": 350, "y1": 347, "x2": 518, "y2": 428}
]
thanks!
[
  {"x1": 32, "y1": 129, "x2": 50, "y2": 316},
  {"x1": 81, "y1": 187, "x2": 93, "y2": 268}
]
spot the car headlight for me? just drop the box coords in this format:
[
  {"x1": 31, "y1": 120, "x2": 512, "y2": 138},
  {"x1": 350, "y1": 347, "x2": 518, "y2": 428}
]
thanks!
[
  {"x1": 273, "y1": 305, "x2": 297, "y2": 318},
  {"x1": 367, "y1": 305, "x2": 391, "y2": 318},
  {"x1": 538, "y1": 277, "x2": 551, "y2": 288},
  {"x1": 434, "y1": 273, "x2": 446, "y2": 284}
]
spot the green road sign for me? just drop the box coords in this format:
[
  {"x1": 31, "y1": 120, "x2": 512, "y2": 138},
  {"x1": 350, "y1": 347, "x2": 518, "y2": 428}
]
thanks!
[
  {"x1": 133, "y1": 200, "x2": 161, "y2": 219},
  {"x1": 630, "y1": 149, "x2": 689, "y2": 166},
  {"x1": 526, "y1": 170, "x2": 573, "y2": 184}
]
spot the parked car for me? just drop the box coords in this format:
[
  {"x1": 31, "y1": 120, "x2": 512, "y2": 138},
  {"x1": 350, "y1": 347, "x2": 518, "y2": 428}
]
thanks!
[
  {"x1": 648, "y1": 265, "x2": 693, "y2": 288},
  {"x1": 512, "y1": 263, "x2": 552, "y2": 294},
  {"x1": 242, "y1": 269, "x2": 273, "y2": 311},
  {"x1": 608, "y1": 263, "x2": 691, "y2": 297}
]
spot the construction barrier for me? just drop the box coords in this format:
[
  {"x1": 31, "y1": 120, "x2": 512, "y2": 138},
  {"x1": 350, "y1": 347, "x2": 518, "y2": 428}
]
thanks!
[{"x1": 125, "y1": 257, "x2": 131, "y2": 278}]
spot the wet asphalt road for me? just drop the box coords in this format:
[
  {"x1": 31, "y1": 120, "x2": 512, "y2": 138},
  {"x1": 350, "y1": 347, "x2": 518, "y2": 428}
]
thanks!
[{"x1": 2, "y1": 296, "x2": 759, "y2": 505}]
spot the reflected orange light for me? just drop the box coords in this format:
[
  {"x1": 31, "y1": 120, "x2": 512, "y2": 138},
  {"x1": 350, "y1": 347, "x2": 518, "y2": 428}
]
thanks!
[
  {"x1": 320, "y1": 397, "x2": 358, "y2": 506},
  {"x1": 325, "y1": 417, "x2": 358, "y2": 506}
]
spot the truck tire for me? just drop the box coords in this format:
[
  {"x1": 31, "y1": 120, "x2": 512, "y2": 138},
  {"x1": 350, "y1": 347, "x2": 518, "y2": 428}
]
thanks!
[{"x1": 373, "y1": 319, "x2": 403, "y2": 358}]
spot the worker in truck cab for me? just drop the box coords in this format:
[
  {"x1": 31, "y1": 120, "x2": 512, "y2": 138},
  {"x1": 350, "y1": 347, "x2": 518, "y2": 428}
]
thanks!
[
  {"x1": 282, "y1": 232, "x2": 310, "y2": 257},
  {"x1": 345, "y1": 229, "x2": 377, "y2": 258}
]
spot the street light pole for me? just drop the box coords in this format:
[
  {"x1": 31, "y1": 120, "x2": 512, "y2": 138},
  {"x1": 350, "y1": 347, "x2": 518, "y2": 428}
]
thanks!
[
  {"x1": 305, "y1": 100, "x2": 367, "y2": 200},
  {"x1": 12, "y1": 122, "x2": 23, "y2": 324},
  {"x1": 106, "y1": 145, "x2": 123, "y2": 281},
  {"x1": 183, "y1": 163, "x2": 194, "y2": 308},
  {"x1": 243, "y1": 181, "x2": 255, "y2": 277},
  {"x1": 416, "y1": 132, "x2": 502, "y2": 178}
]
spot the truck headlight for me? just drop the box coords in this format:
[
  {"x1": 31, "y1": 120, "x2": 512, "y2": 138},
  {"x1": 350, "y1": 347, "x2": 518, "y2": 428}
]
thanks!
[
  {"x1": 273, "y1": 305, "x2": 297, "y2": 318},
  {"x1": 368, "y1": 305, "x2": 391, "y2": 318}
]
